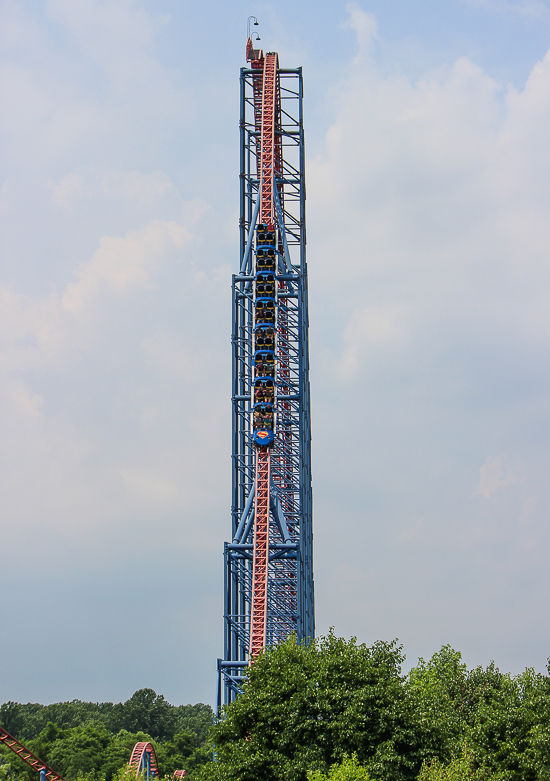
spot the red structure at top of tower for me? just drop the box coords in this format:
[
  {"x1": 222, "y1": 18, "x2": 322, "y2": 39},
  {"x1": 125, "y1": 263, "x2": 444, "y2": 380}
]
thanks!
[
  {"x1": 246, "y1": 36, "x2": 263, "y2": 65},
  {"x1": 246, "y1": 38, "x2": 281, "y2": 231}
]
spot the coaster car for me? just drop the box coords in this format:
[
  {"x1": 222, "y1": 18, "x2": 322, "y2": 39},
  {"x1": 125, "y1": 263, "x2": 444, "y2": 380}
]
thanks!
[
  {"x1": 253, "y1": 428, "x2": 274, "y2": 446},
  {"x1": 255, "y1": 272, "x2": 276, "y2": 298},
  {"x1": 254, "y1": 377, "x2": 275, "y2": 405},
  {"x1": 254, "y1": 298, "x2": 276, "y2": 324},
  {"x1": 254, "y1": 324, "x2": 276, "y2": 351},
  {"x1": 255, "y1": 250, "x2": 276, "y2": 271},
  {"x1": 256, "y1": 224, "x2": 276, "y2": 246},
  {"x1": 253, "y1": 397, "x2": 275, "y2": 447},
  {"x1": 254, "y1": 350, "x2": 275, "y2": 378},
  {"x1": 253, "y1": 402, "x2": 274, "y2": 429}
]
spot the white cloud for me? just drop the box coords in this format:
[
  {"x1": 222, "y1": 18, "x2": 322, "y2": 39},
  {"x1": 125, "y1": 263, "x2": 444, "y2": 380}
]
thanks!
[
  {"x1": 0, "y1": 2, "x2": 193, "y2": 174},
  {"x1": 141, "y1": 329, "x2": 202, "y2": 382},
  {"x1": 519, "y1": 495, "x2": 538, "y2": 525},
  {"x1": 0, "y1": 219, "x2": 192, "y2": 376},
  {"x1": 46, "y1": 0, "x2": 193, "y2": 120},
  {"x1": 308, "y1": 16, "x2": 550, "y2": 399},
  {"x1": 61, "y1": 219, "x2": 191, "y2": 313},
  {"x1": 100, "y1": 170, "x2": 177, "y2": 205},
  {"x1": 46, "y1": 0, "x2": 159, "y2": 84},
  {"x1": 343, "y1": 3, "x2": 378, "y2": 57},
  {"x1": 308, "y1": 7, "x2": 550, "y2": 669},
  {"x1": 51, "y1": 171, "x2": 84, "y2": 210},
  {"x1": 7, "y1": 377, "x2": 44, "y2": 417},
  {"x1": 120, "y1": 467, "x2": 182, "y2": 506},
  {"x1": 338, "y1": 306, "x2": 410, "y2": 380},
  {"x1": 477, "y1": 456, "x2": 522, "y2": 497}
]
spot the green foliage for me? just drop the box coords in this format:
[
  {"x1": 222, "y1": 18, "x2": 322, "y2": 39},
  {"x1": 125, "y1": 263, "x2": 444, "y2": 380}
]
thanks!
[
  {"x1": 418, "y1": 744, "x2": 504, "y2": 781},
  {"x1": 106, "y1": 691, "x2": 174, "y2": 742},
  {"x1": 0, "y1": 691, "x2": 214, "y2": 781},
  {"x1": 308, "y1": 754, "x2": 372, "y2": 781},
  {"x1": 5, "y1": 640, "x2": 550, "y2": 781},
  {"x1": 200, "y1": 635, "x2": 550, "y2": 781},
  {"x1": 201, "y1": 632, "x2": 415, "y2": 781},
  {"x1": 157, "y1": 730, "x2": 213, "y2": 776},
  {"x1": 0, "y1": 691, "x2": 213, "y2": 746}
]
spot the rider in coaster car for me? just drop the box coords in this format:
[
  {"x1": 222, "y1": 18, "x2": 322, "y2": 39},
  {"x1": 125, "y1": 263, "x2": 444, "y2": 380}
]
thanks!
[
  {"x1": 256, "y1": 273, "x2": 275, "y2": 298},
  {"x1": 258, "y1": 255, "x2": 275, "y2": 271},
  {"x1": 256, "y1": 326, "x2": 275, "y2": 350},
  {"x1": 254, "y1": 303, "x2": 266, "y2": 324},
  {"x1": 256, "y1": 249, "x2": 275, "y2": 271},
  {"x1": 254, "y1": 355, "x2": 265, "y2": 376},
  {"x1": 253, "y1": 404, "x2": 273, "y2": 429},
  {"x1": 255, "y1": 328, "x2": 274, "y2": 351},
  {"x1": 255, "y1": 358, "x2": 274, "y2": 379},
  {"x1": 254, "y1": 378, "x2": 274, "y2": 405},
  {"x1": 256, "y1": 225, "x2": 275, "y2": 245},
  {"x1": 255, "y1": 302, "x2": 275, "y2": 324},
  {"x1": 256, "y1": 281, "x2": 273, "y2": 297}
]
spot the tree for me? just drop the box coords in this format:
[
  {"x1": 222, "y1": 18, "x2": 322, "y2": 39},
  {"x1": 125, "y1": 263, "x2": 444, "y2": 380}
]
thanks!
[
  {"x1": 308, "y1": 754, "x2": 372, "y2": 781},
  {"x1": 157, "y1": 730, "x2": 213, "y2": 776},
  {"x1": 0, "y1": 691, "x2": 215, "y2": 780},
  {"x1": 417, "y1": 744, "x2": 505, "y2": 781},
  {"x1": 108, "y1": 690, "x2": 176, "y2": 742},
  {"x1": 200, "y1": 632, "x2": 425, "y2": 781},
  {"x1": 0, "y1": 693, "x2": 214, "y2": 747}
]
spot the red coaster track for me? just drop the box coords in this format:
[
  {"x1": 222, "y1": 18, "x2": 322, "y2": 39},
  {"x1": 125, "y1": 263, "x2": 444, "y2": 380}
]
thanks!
[
  {"x1": 259, "y1": 52, "x2": 279, "y2": 230},
  {"x1": 246, "y1": 42, "x2": 283, "y2": 661},
  {"x1": 222, "y1": 31, "x2": 312, "y2": 706},
  {"x1": 249, "y1": 446, "x2": 271, "y2": 657},
  {"x1": 128, "y1": 741, "x2": 160, "y2": 779},
  {"x1": 0, "y1": 730, "x2": 173, "y2": 781},
  {"x1": 0, "y1": 726, "x2": 66, "y2": 781}
]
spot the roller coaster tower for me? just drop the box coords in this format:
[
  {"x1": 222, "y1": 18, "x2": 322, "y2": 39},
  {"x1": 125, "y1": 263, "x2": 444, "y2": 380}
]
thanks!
[{"x1": 217, "y1": 34, "x2": 314, "y2": 707}]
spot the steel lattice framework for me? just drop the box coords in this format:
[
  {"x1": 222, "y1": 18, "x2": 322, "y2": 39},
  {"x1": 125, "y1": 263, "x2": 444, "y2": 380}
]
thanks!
[
  {"x1": 217, "y1": 41, "x2": 314, "y2": 707},
  {"x1": 0, "y1": 727, "x2": 66, "y2": 781}
]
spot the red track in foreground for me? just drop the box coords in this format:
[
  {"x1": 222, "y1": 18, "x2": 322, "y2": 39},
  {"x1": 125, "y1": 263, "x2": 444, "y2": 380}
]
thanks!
[
  {"x1": 0, "y1": 726, "x2": 66, "y2": 781},
  {"x1": 249, "y1": 447, "x2": 271, "y2": 658},
  {"x1": 128, "y1": 742, "x2": 160, "y2": 779}
]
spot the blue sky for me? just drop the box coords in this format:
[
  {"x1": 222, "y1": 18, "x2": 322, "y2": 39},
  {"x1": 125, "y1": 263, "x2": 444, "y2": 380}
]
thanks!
[{"x1": 2, "y1": 0, "x2": 550, "y2": 708}]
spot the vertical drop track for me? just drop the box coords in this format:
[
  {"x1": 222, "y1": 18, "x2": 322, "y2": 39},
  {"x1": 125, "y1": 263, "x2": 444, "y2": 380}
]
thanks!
[
  {"x1": 248, "y1": 50, "x2": 278, "y2": 661},
  {"x1": 219, "y1": 38, "x2": 314, "y2": 707}
]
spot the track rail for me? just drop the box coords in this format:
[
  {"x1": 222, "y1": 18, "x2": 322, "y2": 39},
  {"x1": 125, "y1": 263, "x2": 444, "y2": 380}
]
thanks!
[
  {"x1": 259, "y1": 53, "x2": 279, "y2": 228},
  {"x1": 247, "y1": 44, "x2": 280, "y2": 662},
  {"x1": 129, "y1": 742, "x2": 159, "y2": 779},
  {"x1": 249, "y1": 446, "x2": 271, "y2": 657},
  {"x1": 0, "y1": 726, "x2": 66, "y2": 781},
  {"x1": 220, "y1": 37, "x2": 313, "y2": 706}
]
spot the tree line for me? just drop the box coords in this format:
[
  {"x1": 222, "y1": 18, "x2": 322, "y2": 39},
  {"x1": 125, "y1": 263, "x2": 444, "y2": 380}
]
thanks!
[
  {"x1": 3, "y1": 635, "x2": 550, "y2": 781},
  {"x1": 0, "y1": 689, "x2": 213, "y2": 781},
  {"x1": 205, "y1": 633, "x2": 550, "y2": 781}
]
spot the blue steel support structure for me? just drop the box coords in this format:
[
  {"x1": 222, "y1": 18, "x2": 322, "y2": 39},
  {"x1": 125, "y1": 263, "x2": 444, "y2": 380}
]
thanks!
[{"x1": 218, "y1": 48, "x2": 313, "y2": 707}]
